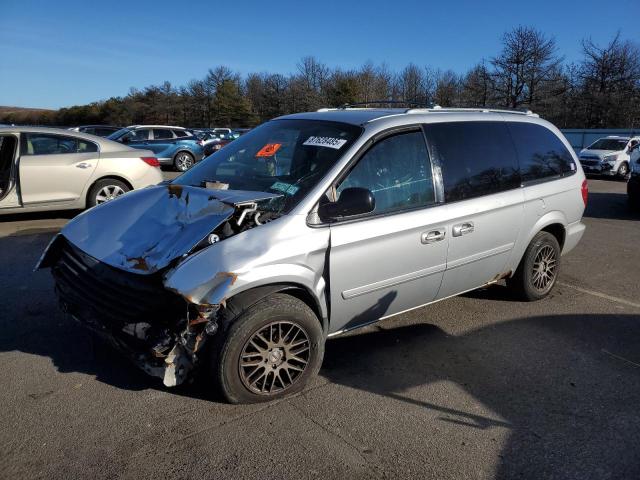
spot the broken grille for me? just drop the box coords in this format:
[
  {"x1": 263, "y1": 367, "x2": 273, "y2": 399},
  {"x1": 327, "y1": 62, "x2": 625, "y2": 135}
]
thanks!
[{"x1": 52, "y1": 237, "x2": 185, "y2": 333}]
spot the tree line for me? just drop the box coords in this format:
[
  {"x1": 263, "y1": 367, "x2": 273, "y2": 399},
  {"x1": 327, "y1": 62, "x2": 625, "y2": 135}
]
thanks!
[{"x1": 3, "y1": 27, "x2": 639, "y2": 129}]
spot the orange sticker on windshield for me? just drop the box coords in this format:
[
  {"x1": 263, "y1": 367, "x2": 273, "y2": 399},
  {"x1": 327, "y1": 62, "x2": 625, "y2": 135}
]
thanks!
[{"x1": 256, "y1": 143, "x2": 282, "y2": 157}]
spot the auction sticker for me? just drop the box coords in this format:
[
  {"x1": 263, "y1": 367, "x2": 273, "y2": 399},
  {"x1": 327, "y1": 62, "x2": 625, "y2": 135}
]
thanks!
[
  {"x1": 303, "y1": 136, "x2": 347, "y2": 149},
  {"x1": 256, "y1": 143, "x2": 282, "y2": 157}
]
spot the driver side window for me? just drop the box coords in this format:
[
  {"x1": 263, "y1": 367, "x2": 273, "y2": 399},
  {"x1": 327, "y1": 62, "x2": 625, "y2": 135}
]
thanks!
[{"x1": 337, "y1": 130, "x2": 435, "y2": 215}]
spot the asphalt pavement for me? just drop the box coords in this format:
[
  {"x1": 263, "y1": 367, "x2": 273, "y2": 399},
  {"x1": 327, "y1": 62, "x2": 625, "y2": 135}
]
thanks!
[{"x1": 1, "y1": 177, "x2": 639, "y2": 480}]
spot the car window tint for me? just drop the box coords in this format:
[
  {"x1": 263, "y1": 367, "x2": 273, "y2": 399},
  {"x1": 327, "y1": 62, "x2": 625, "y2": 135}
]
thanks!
[
  {"x1": 174, "y1": 130, "x2": 188, "y2": 138},
  {"x1": 78, "y1": 140, "x2": 98, "y2": 153},
  {"x1": 425, "y1": 121, "x2": 520, "y2": 202},
  {"x1": 23, "y1": 133, "x2": 78, "y2": 155},
  {"x1": 153, "y1": 129, "x2": 174, "y2": 139},
  {"x1": 337, "y1": 130, "x2": 434, "y2": 214},
  {"x1": 95, "y1": 128, "x2": 115, "y2": 136},
  {"x1": 506, "y1": 122, "x2": 576, "y2": 183},
  {"x1": 125, "y1": 129, "x2": 150, "y2": 141}
]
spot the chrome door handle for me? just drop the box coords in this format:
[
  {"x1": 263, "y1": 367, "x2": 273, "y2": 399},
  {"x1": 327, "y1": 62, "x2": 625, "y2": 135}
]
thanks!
[
  {"x1": 421, "y1": 229, "x2": 446, "y2": 244},
  {"x1": 452, "y1": 222, "x2": 474, "y2": 237},
  {"x1": 76, "y1": 162, "x2": 91, "y2": 169}
]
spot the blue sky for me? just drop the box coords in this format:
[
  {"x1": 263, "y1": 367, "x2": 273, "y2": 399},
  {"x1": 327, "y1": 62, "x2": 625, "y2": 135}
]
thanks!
[{"x1": 1, "y1": 0, "x2": 638, "y2": 109}]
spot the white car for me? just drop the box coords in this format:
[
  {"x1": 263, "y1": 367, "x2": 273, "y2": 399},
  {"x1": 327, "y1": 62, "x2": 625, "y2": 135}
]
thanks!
[
  {"x1": 578, "y1": 136, "x2": 640, "y2": 178},
  {"x1": 0, "y1": 127, "x2": 163, "y2": 215}
]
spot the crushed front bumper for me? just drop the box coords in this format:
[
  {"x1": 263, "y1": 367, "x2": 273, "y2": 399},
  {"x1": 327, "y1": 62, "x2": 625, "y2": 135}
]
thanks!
[
  {"x1": 579, "y1": 160, "x2": 616, "y2": 175},
  {"x1": 45, "y1": 236, "x2": 219, "y2": 387}
]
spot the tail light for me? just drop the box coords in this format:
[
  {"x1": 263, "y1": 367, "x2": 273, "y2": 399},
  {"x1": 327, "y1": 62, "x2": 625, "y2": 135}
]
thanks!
[
  {"x1": 197, "y1": 139, "x2": 204, "y2": 147},
  {"x1": 140, "y1": 157, "x2": 160, "y2": 167},
  {"x1": 581, "y1": 179, "x2": 588, "y2": 206}
]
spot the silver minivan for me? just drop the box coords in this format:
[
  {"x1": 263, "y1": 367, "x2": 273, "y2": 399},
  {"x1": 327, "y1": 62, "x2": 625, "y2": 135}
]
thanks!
[{"x1": 38, "y1": 107, "x2": 587, "y2": 403}]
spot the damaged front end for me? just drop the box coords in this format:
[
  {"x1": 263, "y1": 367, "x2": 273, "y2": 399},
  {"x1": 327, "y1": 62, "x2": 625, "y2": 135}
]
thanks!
[{"x1": 38, "y1": 185, "x2": 281, "y2": 387}]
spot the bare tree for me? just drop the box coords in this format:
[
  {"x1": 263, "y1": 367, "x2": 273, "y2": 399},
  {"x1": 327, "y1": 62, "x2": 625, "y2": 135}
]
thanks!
[
  {"x1": 491, "y1": 26, "x2": 562, "y2": 108},
  {"x1": 579, "y1": 33, "x2": 640, "y2": 127}
]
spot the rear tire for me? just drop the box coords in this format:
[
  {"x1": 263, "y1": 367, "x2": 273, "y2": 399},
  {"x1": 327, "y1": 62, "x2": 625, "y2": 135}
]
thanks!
[
  {"x1": 507, "y1": 231, "x2": 561, "y2": 301},
  {"x1": 174, "y1": 152, "x2": 194, "y2": 172},
  {"x1": 212, "y1": 294, "x2": 324, "y2": 404},
  {"x1": 87, "y1": 178, "x2": 130, "y2": 208}
]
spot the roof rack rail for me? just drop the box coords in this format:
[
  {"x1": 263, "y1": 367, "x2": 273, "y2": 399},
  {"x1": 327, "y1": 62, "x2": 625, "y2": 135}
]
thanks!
[
  {"x1": 406, "y1": 107, "x2": 537, "y2": 116},
  {"x1": 338, "y1": 100, "x2": 436, "y2": 109}
]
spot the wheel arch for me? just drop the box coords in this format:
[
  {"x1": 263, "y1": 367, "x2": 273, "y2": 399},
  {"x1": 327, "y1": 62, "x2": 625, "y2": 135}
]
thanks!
[
  {"x1": 508, "y1": 211, "x2": 568, "y2": 276},
  {"x1": 540, "y1": 222, "x2": 566, "y2": 250},
  {"x1": 172, "y1": 149, "x2": 196, "y2": 161},
  {"x1": 85, "y1": 175, "x2": 134, "y2": 207},
  {"x1": 223, "y1": 283, "x2": 327, "y2": 335}
]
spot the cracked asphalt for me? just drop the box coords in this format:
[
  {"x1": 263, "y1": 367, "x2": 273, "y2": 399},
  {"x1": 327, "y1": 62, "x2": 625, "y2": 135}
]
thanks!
[{"x1": 1, "y1": 177, "x2": 639, "y2": 479}]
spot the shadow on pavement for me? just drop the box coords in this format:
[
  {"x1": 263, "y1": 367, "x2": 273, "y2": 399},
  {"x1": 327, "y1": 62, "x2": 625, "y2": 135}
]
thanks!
[
  {"x1": 3, "y1": 231, "x2": 640, "y2": 478},
  {"x1": 583, "y1": 191, "x2": 639, "y2": 220},
  {"x1": 322, "y1": 312, "x2": 640, "y2": 479},
  {"x1": 0, "y1": 209, "x2": 79, "y2": 223}
]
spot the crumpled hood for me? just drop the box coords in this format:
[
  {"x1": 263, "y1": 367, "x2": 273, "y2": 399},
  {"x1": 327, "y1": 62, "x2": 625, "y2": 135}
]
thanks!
[{"x1": 59, "y1": 184, "x2": 277, "y2": 274}]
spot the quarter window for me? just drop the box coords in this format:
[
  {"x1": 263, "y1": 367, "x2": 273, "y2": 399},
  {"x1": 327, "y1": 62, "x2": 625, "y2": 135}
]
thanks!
[
  {"x1": 425, "y1": 122, "x2": 520, "y2": 202},
  {"x1": 507, "y1": 122, "x2": 576, "y2": 182},
  {"x1": 337, "y1": 130, "x2": 434, "y2": 215},
  {"x1": 174, "y1": 130, "x2": 188, "y2": 138}
]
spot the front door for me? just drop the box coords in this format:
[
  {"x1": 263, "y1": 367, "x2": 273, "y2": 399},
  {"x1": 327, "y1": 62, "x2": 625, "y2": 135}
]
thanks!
[
  {"x1": 19, "y1": 132, "x2": 99, "y2": 205},
  {"x1": 328, "y1": 129, "x2": 449, "y2": 334}
]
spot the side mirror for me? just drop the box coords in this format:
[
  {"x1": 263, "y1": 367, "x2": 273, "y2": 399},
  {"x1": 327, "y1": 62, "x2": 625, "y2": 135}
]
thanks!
[
  {"x1": 120, "y1": 136, "x2": 130, "y2": 144},
  {"x1": 318, "y1": 187, "x2": 375, "y2": 221}
]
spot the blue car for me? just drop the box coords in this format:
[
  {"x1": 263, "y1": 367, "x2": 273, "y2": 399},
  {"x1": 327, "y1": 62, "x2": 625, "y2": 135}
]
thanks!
[{"x1": 108, "y1": 125, "x2": 204, "y2": 172}]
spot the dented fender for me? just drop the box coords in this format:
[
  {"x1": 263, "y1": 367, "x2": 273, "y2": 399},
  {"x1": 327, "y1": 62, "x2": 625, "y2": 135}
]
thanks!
[{"x1": 163, "y1": 214, "x2": 330, "y2": 320}]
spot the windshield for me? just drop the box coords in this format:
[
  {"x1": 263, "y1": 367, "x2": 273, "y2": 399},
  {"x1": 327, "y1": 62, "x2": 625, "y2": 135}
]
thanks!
[
  {"x1": 173, "y1": 119, "x2": 363, "y2": 214},
  {"x1": 587, "y1": 139, "x2": 628, "y2": 151},
  {"x1": 107, "y1": 128, "x2": 132, "y2": 141}
]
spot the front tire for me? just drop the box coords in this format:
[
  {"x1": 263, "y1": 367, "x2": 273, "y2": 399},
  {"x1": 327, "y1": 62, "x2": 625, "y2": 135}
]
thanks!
[
  {"x1": 507, "y1": 231, "x2": 561, "y2": 301},
  {"x1": 87, "y1": 178, "x2": 130, "y2": 208},
  {"x1": 617, "y1": 162, "x2": 630, "y2": 179},
  {"x1": 213, "y1": 294, "x2": 324, "y2": 404},
  {"x1": 174, "y1": 151, "x2": 195, "y2": 172}
]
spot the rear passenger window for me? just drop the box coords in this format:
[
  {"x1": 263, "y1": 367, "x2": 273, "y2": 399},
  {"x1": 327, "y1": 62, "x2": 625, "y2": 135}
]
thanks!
[
  {"x1": 153, "y1": 129, "x2": 174, "y2": 139},
  {"x1": 337, "y1": 130, "x2": 434, "y2": 215},
  {"x1": 174, "y1": 130, "x2": 188, "y2": 137},
  {"x1": 425, "y1": 122, "x2": 520, "y2": 202},
  {"x1": 507, "y1": 122, "x2": 576, "y2": 183}
]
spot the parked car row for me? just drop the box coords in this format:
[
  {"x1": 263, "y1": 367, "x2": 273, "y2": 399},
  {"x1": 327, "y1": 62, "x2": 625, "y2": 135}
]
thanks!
[
  {"x1": 107, "y1": 125, "x2": 205, "y2": 172},
  {"x1": 0, "y1": 122, "x2": 249, "y2": 215}
]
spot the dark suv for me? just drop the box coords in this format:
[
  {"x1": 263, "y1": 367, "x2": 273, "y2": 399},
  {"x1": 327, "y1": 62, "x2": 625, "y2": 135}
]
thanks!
[{"x1": 108, "y1": 125, "x2": 204, "y2": 171}]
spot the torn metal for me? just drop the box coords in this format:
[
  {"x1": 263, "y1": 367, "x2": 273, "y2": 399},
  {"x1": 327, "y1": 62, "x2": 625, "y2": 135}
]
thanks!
[{"x1": 38, "y1": 183, "x2": 329, "y2": 387}]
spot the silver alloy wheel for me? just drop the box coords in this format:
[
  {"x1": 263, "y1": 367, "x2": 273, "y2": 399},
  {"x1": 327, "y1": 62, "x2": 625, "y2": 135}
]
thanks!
[
  {"x1": 175, "y1": 152, "x2": 194, "y2": 171},
  {"x1": 239, "y1": 321, "x2": 311, "y2": 395},
  {"x1": 531, "y1": 244, "x2": 557, "y2": 292},
  {"x1": 95, "y1": 185, "x2": 126, "y2": 204}
]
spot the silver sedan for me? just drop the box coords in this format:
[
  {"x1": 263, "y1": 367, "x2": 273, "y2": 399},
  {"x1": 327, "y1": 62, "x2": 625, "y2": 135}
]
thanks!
[{"x1": 0, "y1": 127, "x2": 163, "y2": 214}]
